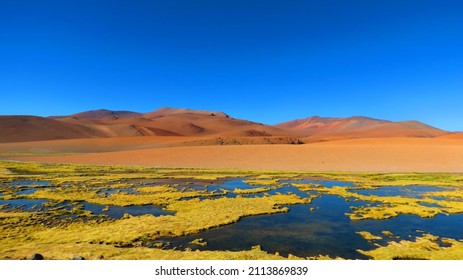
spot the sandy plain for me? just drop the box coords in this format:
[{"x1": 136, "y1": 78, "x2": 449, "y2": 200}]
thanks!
[{"x1": 3, "y1": 137, "x2": 463, "y2": 172}]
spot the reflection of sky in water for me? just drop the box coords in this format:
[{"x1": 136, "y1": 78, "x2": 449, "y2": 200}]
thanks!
[
  {"x1": 207, "y1": 178, "x2": 255, "y2": 192},
  {"x1": 282, "y1": 179, "x2": 355, "y2": 188},
  {"x1": 429, "y1": 196, "x2": 451, "y2": 201},
  {"x1": 202, "y1": 179, "x2": 316, "y2": 199},
  {"x1": 417, "y1": 202, "x2": 443, "y2": 208},
  {"x1": 13, "y1": 186, "x2": 57, "y2": 195},
  {"x1": 162, "y1": 196, "x2": 372, "y2": 259},
  {"x1": 206, "y1": 178, "x2": 263, "y2": 198},
  {"x1": 163, "y1": 194, "x2": 463, "y2": 259},
  {"x1": 350, "y1": 186, "x2": 446, "y2": 198},
  {"x1": 268, "y1": 186, "x2": 312, "y2": 198},
  {"x1": 82, "y1": 202, "x2": 174, "y2": 219},
  {"x1": 9, "y1": 180, "x2": 50, "y2": 186},
  {"x1": 16, "y1": 188, "x2": 40, "y2": 195},
  {"x1": 97, "y1": 188, "x2": 137, "y2": 196},
  {"x1": 3, "y1": 180, "x2": 55, "y2": 195},
  {"x1": 0, "y1": 198, "x2": 49, "y2": 211}
]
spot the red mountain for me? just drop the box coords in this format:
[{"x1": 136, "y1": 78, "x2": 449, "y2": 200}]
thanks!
[
  {"x1": 276, "y1": 116, "x2": 447, "y2": 140},
  {"x1": 0, "y1": 109, "x2": 449, "y2": 143}
]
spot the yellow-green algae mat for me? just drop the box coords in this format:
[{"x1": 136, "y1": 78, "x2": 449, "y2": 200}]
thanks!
[{"x1": 2, "y1": 160, "x2": 463, "y2": 260}]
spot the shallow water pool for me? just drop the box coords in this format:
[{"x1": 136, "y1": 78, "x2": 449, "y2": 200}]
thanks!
[{"x1": 82, "y1": 202, "x2": 175, "y2": 219}]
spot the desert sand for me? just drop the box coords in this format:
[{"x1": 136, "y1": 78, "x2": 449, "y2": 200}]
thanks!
[
  {"x1": 1, "y1": 108, "x2": 461, "y2": 173},
  {"x1": 7, "y1": 137, "x2": 463, "y2": 173},
  {"x1": 0, "y1": 136, "x2": 203, "y2": 154}
]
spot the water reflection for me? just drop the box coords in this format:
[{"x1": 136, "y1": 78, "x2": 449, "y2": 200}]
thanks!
[
  {"x1": 82, "y1": 202, "x2": 174, "y2": 219},
  {"x1": 350, "y1": 186, "x2": 446, "y2": 198}
]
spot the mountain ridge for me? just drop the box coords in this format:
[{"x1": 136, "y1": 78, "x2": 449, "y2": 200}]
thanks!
[
  {"x1": 0, "y1": 108, "x2": 450, "y2": 143},
  {"x1": 276, "y1": 115, "x2": 446, "y2": 139}
]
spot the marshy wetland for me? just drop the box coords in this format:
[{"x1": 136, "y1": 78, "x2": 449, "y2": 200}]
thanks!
[{"x1": 1, "y1": 161, "x2": 463, "y2": 260}]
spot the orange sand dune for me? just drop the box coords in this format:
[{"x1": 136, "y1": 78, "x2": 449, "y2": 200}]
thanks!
[{"x1": 10, "y1": 138, "x2": 463, "y2": 172}]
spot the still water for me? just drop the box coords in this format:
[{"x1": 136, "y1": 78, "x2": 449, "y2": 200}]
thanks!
[{"x1": 160, "y1": 179, "x2": 463, "y2": 259}]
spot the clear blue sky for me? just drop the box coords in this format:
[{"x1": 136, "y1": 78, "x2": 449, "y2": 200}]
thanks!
[{"x1": 1, "y1": 0, "x2": 462, "y2": 130}]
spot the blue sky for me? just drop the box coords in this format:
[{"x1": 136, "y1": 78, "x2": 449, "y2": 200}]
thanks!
[{"x1": 0, "y1": 0, "x2": 462, "y2": 130}]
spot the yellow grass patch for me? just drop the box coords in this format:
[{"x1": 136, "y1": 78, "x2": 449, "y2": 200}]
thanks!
[
  {"x1": 381, "y1": 231, "x2": 395, "y2": 237},
  {"x1": 190, "y1": 238, "x2": 207, "y2": 246},
  {"x1": 357, "y1": 231, "x2": 382, "y2": 240},
  {"x1": 0, "y1": 193, "x2": 312, "y2": 259},
  {"x1": 232, "y1": 187, "x2": 271, "y2": 194},
  {"x1": 0, "y1": 242, "x2": 296, "y2": 260},
  {"x1": 359, "y1": 234, "x2": 463, "y2": 260},
  {"x1": 244, "y1": 178, "x2": 280, "y2": 186},
  {"x1": 30, "y1": 184, "x2": 218, "y2": 206}
]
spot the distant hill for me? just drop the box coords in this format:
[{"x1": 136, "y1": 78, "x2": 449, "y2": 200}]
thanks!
[
  {"x1": 0, "y1": 116, "x2": 106, "y2": 143},
  {"x1": 136, "y1": 107, "x2": 282, "y2": 137},
  {"x1": 143, "y1": 107, "x2": 229, "y2": 118},
  {"x1": 0, "y1": 109, "x2": 450, "y2": 143},
  {"x1": 276, "y1": 116, "x2": 389, "y2": 134},
  {"x1": 50, "y1": 109, "x2": 142, "y2": 119},
  {"x1": 0, "y1": 108, "x2": 286, "y2": 143},
  {"x1": 276, "y1": 116, "x2": 447, "y2": 141}
]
